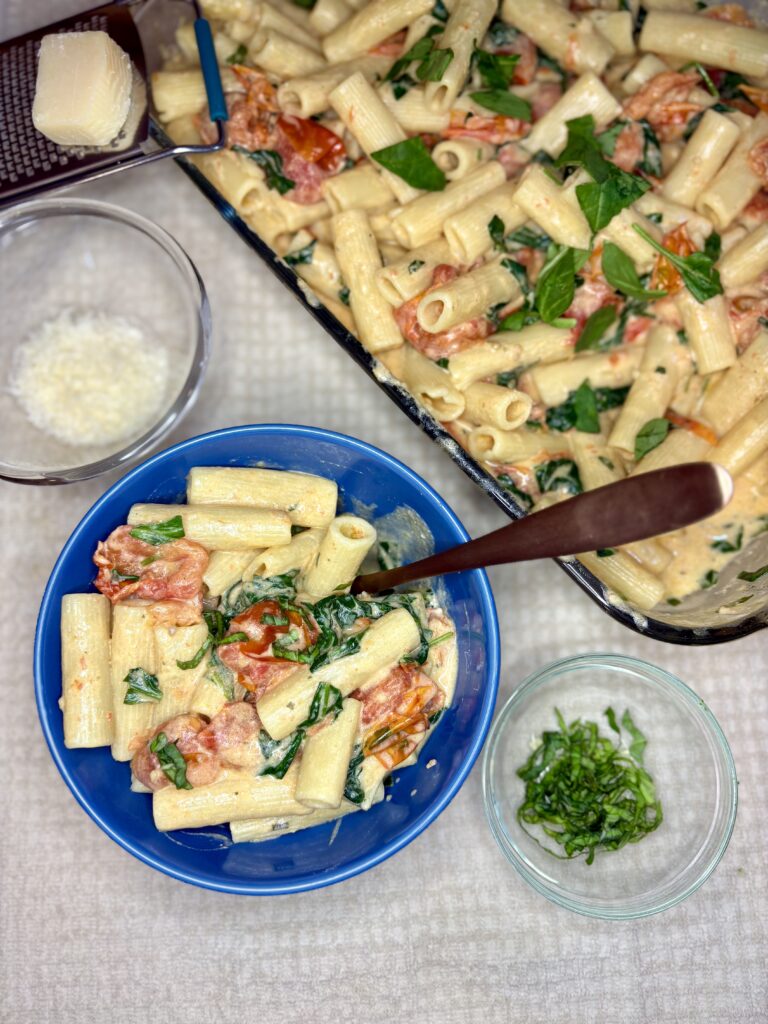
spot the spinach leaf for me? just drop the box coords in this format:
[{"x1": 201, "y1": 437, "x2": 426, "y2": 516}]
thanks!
[
  {"x1": 303, "y1": 682, "x2": 344, "y2": 726},
  {"x1": 386, "y1": 25, "x2": 442, "y2": 82},
  {"x1": 474, "y1": 47, "x2": 519, "y2": 88},
  {"x1": 711, "y1": 526, "x2": 743, "y2": 553},
  {"x1": 149, "y1": 732, "x2": 192, "y2": 789},
  {"x1": 417, "y1": 47, "x2": 454, "y2": 82},
  {"x1": 700, "y1": 569, "x2": 719, "y2": 589},
  {"x1": 488, "y1": 214, "x2": 506, "y2": 251},
  {"x1": 470, "y1": 90, "x2": 532, "y2": 121},
  {"x1": 284, "y1": 240, "x2": 316, "y2": 266},
  {"x1": 535, "y1": 459, "x2": 583, "y2": 495},
  {"x1": 704, "y1": 231, "x2": 722, "y2": 262},
  {"x1": 259, "y1": 730, "x2": 304, "y2": 778},
  {"x1": 634, "y1": 417, "x2": 670, "y2": 459},
  {"x1": 205, "y1": 648, "x2": 236, "y2": 701},
  {"x1": 123, "y1": 667, "x2": 162, "y2": 705},
  {"x1": 226, "y1": 43, "x2": 247, "y2": 65},
  {"x1": 343, "y1": 745, "x2": 366, "y2": 804},
  {"x1": 260, "y1": 683, "x2": 344, "y2": 779},
  {"x1": 501, "y1": 257, "x2": 530, "y2": 293},
  {"x1": 392, "y1": 74, "x2": 416, "y2": 100},
  {"x1": 130, "y1": 515, "x2": 184, "y2": 546},
  {"x1": 575, "y1": 306, "x2": 618, "y2": 352},
  {"x1": 637, "y1": 120, "x2": 663, "y2": 177},
  {"x1": 595, "y1": 386, "x2": 630, "y2": 412},
  {"x1": 546, "y1": 381, "x2": 602, "y2": 432},
  {"x1": 221, "y1": 570, "x2": 299, "y2": 617},
  {"x1": 738, "y1": 565, "x2": 768, "y2": 583},
  {"x1": 232, "y1": 146, "x2": 295, "y2": 195},
  {"x1": 371, "y1": 137, "x2": 446, "y2": 191},
  {"x1": 176, "y1": 609, "x2": 249, "y2": 670},
  {"x1": 632, "y1": 225, "x2": 723, "y2": 302},
  {"x1": 497, "y1": 473, "x2": 534, "y2": 510},
  {"x1": 576, "y1": 169, "x2": 649, "y2": 233},
  {"x1": 506, "y1": 226, "x2": 551, "y2": 250},
  {"x1": 601, "y1": 241, "x2": 667, "y2": 300}
]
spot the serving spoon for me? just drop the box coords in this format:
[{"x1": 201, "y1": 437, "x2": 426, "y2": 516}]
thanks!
[{"x1": 351, "y1": 462, "x2": 732, "y2": 595}]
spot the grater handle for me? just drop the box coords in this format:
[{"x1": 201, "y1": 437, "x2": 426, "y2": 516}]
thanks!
[{"x1": 194, "y1": 17, "x2": 228, "y2": 122}]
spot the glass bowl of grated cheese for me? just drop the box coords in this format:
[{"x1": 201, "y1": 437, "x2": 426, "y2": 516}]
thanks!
[{"x1": 0, "y1": 198, "x2": 210, "y2": 483}]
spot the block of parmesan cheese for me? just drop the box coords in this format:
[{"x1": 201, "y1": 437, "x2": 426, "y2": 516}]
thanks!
[{"x1": 32, "y1": 31, "x2": 132, "y2": 147}]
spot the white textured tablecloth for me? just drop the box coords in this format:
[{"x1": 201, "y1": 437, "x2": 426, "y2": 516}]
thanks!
[{"x1": 1, "y1": 4, "x2": 766, "y2": 1021}]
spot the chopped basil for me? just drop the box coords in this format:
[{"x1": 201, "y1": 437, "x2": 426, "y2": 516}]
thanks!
[
  {"x1": 385, "y1": 24, "x2": 443, "y2": 82},
  {"x1": 371, "y1": 137, "x2": 445, "y2": 191},
  {"x1": 284, "y1": 240, "x2": 316, "y2": 266},
  {"x1": 231, "y1": 146, "x2": 295, "y2": 195},
  {"x1": 129, "y1": 515, "x2": 184, "y2": 546},
  {"x1": 417, "y1": 47, "x2": 454, "y2": 82},
  {"x1": 594, "y1": 386, "x2": 630, "y2": 412},
  {"x1": 637, "y1": 120, "x2": 663, "y2": 177},
  {"x1": 221, "y1": 570, "x2": 299, "y2": 617},
  {"x1": 535, "y1": 459, "x2": 583, "y2": 495},
  {"x1": 598, "y1": 455, "x2": 615, "y2": 470},
  {"x1": 392, "y1": 74, "x2": 416, "y2": 100},
  {"x1": 497, "y1": 473, "x2": 534, "y2": 510},
  {"x1": 601, "y1": 242, "x2": 667, "y2": 301},
  {"x1": 260, "y1": 683, "x2": 344, "y2": 779},
  {"x1": 738, "y1": 564, "x2": 768, "y2": 582},
  {"x1": 205, "y1": 648, "x2": 236, "y2": 701},
  {"x1": 226, "y1": 43, "x2": 248, "y2": 65},
  {"x1": 506, "y1": 226, "x2": 551, "y2": 250},
  {"x1": 680, "y1": 60, "x2": 719, "y2": 97},
  {"x1": 258, "y1": 729, "x2": 281, "y2": 760},
  {"x1": 634, "y1": 417, "x2": 670, "y2": 459},
  {"x1": 177, "y1": 609, "x2": 249, "y2": 670},
  {"x1": 344, "y1": 745, "x2": 366, "y2": 803},
  {"x1": 575, "y1": 306, "x2": 618, "y2": 352},
  {"x1": 700, "y1": 569, "x2": 719, "y2": 589},
  {"x1": 111, "y1": 568, "x2": 139, "y2": 583},
  {"x1": 596, "y1": 121, "x2": 624, "y2": 157},
  {"x1": 474, "y1": 47, "x2": 519, "y2": 89},
  {"x1": 535, "y1": 244, "x2": 590, "y2": 324},
  {"x1": 261, "y1": 612, "x2": 290, "y2": 626},
  {"x1": 338, "y1": 285, "x2": 350, "y2": 305},
  {"x1": 259, "y1": 730, "x2": 304, "y2": 778},
  {"x1": 667, "y1": 597, "x2": 681, "y2": 606},
  {"x1": 488, "y1": 214, "x2": 506, "y2": 251},
  {"x1": 546, "y1": 380, "x2": 601, "y2": 433},
  {"x1": 435, "y1": 357, "x2": 450, "y2": 368},
  {"x1": 501, "y1": 257, "x2": 529, "y2": 293},
  {"x1": 408, "y1": 259, "x2": 425, "y2": 273},
  {"x1": 704, "y1": 231, "x2": 722, "y2": 262},
  {"x1": 123, "y1": 667, "x2": 162, "y2": 705},
  {"x1": 576, "y1": 170, "x2": 649, "y2": 233},
  {"x1": 655, "y1": 366, "x2": 667, "y2": 374},
  {"x1": 149, "y1": 732, "x2": 192, "y2": 790},
  {"x1": 632, "y1": 225, "x2": 723, "y2": 303},
  {"x1": 488, "y1": 20, "x2": 520, "y2": 48},
  {"x1": 431, "y1": 0, "x2": 449, "y2": 21},
  {"x1": 470, "y1": 89, "x2": 532, "y2": 121},
  {"x1": 711, "y1": 527, "x2": 743, "y2": 553},
  {"x1": 596, "y1": 548, "x2": 615, "y2": 557},
  {"x1": 377, "y1": 539, "x2": 399, "y2": 571},
  {"x1": 496, "y1": 368, "x2": 520, "y2": 388}
]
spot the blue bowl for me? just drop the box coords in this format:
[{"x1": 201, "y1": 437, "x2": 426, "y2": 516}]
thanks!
[{"x1": 34, "y1": 425, "x2": 500, "y2": 894}]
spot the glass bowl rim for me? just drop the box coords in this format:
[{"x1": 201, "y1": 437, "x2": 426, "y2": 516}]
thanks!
[
  {"x1": 0, "y1": 196, "x2": 211, "y2": 485},
  {"x1": 482, "y1": 652, "x2": 739, "y2": 920}
]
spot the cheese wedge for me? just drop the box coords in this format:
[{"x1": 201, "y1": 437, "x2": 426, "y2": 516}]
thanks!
[{"x1": 32, "y1": 31, "x2": 132, "y2": 147}]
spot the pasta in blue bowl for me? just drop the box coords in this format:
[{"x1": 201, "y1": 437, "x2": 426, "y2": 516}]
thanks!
[{"x1": 34, "y1": 424, "x2": 499, "y2": 894}]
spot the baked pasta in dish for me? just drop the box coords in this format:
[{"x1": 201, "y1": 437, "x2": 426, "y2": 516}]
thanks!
[
  {"x1": 59, "y1": 466, "x2": 456, "y2": 842},
  {"x1": 152, "y1": 0, "x2": 768, "y2": 608}
]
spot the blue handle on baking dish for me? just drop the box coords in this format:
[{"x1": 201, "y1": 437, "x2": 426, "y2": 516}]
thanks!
[{"x1": 195, "y1": 18, "x2": 228, "y2": 122}]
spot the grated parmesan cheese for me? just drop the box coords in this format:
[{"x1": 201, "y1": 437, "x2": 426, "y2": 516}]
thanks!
[{"x1": 10, "y1": 309, "x2": 169, "y2": 448}]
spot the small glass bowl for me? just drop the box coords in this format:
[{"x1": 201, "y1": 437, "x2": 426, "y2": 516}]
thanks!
[
  {"x1": 483, "y1": 654, "x2": 738, "y2": 920},
  {"x1": 0, "y1": 198, "x2": 210, "y2": 484}
]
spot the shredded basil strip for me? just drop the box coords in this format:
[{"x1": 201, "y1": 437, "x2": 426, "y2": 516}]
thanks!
[
  {"x1": 260, "y1": 682, "x2": 345, "y2": 779},
  {"x1": 123, "y1": 667, "x2": 162, "y2": 705},
  {"x1": 371, "y1": 137, "x2": 446, "y2": 191},
  {"x1": 129, "y1": 515, "x2": 184, "y2": 546},
  {"x1": 474, "y1": 46, "x2": 519, "y2": 88},
  {"x1": 150, "y1": 732, "x2": 192, "y2": 790},
  {"x1": 738, "y1": 565, "x2": 768, "y2": 583}
]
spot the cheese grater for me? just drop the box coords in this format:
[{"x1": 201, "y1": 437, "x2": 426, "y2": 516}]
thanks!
[{"x1": 0, "y1": 0, "x2": 227, "y2": 207}]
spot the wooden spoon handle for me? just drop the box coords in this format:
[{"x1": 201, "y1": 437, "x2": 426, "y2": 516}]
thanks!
[{"x1": 352, "y1": 463, "x2": 732, "y2": 595}]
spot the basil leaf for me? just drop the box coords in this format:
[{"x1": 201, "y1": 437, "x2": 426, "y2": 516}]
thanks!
[
  {"x1": 391, "y1": 74, "x2": 416, "y2": 100},
  {"x1": 417, "y1": 47, "x2": 454, "y2": 81},
  {"x1": 130, "y1": 515, "x2": 184, "y2": 546},
  {"x1": 385, "y1": 25, "x2": 442, "y2": 81},
  {"x1": 435, "y1": 357, "x2": 449, "y2": 368},
  {"x1": 601, "y1": 241, "x2": 667, "y2": 301},
  {"x1": 474, "y1": 47, "x2": 519, "y2": 88},
  {"x1": 149, "y1": 732, "x2": 192, "y2": 790},
  {"x1": 205, "y1": 648, "x2": 235, "y2": 701},
  {"x1": 546, "y1": 381, "x2": 611, "y2": 432},
  {"x1": 572, "y1": 380, "x2": 600, "y2": 432},
  {"x1": 371, "y1": 137, "x2": 446, "y2": 191},
  {"x1": 506, "y1": 226, "x2": 551, "y2": 250},
  {"x1": 470, "y1": 89, "x2": 532, "y2": 121},
  {"x1": 576, "y1": 169, "x2": 649, "y2": 233},
  {"x1": 226, "y1": 43, "x2": 248, "y2": 65},
  {"x1": 738, "y1": 565, "x2": 768, "y2": 582},
  {"x1": 621, "y1": 709, "x2": 647, "y2": 764},
  {"x1": 594, "y1": 385, "x2": 630, "y2": 412},
  {"x1": 431, "y1": 0, "x2": 449, "y2": 21},
  {"x1": 176, "y1": 636, "x2": 213, "y2": 671},
  {"x1": 488, "y1": 214, "x2": 506, "y2": 251},
  {"x1": 711, "y1": 526, "x2": 743, "y2": 553},
  {"x1": 309, "y1": 629, "x2": 366, "y2": 672},
  {"x1": 497, "y1": 473, "x2": 534, "y2": 510},
  {"x1": 343, "y1": 744, "x2": 366, "y2": 804},
  {"x1": 575, "y1": 306, "x2": 618, "y2": 352},
  {"x1": 123, "y1": 667, "x2": 162, "y2": 705},
  {"x1": 634, "y1": 417, "x2": 670, "y2": 459},
  {"x1": 700, "y1": 569, "x2": 719, "y2": 589},
  {"x1": 231, "y1": 147, "x2": 295, "y2": 195},
  {"x1": 501, "y1": 257, "x2": 529, "y2": 293},
  {"x1": 632, "y1": 224, "x2": 723, "y2": 302},
  {"x1": 604, "y1": 706, "x2": 621, "y2": 735},
  {"x1": 680, "y1": 60, "x2": 719, "y2": 97},
  {"x1": 536, "y1": 245, "x2": 588, "y2": 323},
  {"x1": 302, "y1": 682, "x2": 344, "y2": 727},
  {"x1": 637, "y1": 120, "x2": 663, "y2": 176},
  {"x1": 596, "y1": 121, "x2": 624, "y2": 157},
  {"x1": 488, "y1": 20, "x2": 520, "y2": 48},
  {"x1": 704, "y1": 231, "x2": 722, "y2": 262},
  {"x1": 535, "y1": 459, "x2": 583, "y2": 495},
  {"x1": 556, "y1": 115, "x2": 610, "y2": 181},
  {"x1": 260, "y1": 730, "x2": 304, "y2": 778},
  {"x1": 284, "y1": 240, "x2": 316, "y2": 266}
]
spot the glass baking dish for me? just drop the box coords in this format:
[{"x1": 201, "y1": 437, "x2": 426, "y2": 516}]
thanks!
[{"x1": 139, "y1": 1, "x2": 767, "y2": 645}]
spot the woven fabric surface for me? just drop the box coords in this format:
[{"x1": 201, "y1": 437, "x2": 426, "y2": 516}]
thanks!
[{"x1": 1, "y1": 3, "x2": 766, "y2": 1021}]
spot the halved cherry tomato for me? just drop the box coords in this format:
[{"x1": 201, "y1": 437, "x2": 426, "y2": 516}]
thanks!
[
  {"x1": 277, "y1": 115, "x2": 348, "y2": 173},
  {"x1": 230, "y1": 598, "x2": 314, "y2": 655}
]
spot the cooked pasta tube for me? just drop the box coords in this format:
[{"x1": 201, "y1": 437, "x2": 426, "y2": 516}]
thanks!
[
  {"x1": 203, "y1": 550, "x2": 261, "y2": 597},
  {"x1": 446, "y1": 323, "x2": 573, "y2": 391},
  {"x1": 634, "y1": 192, "x2": 714, "y2": 246},
  {"x1": 696, "y1": 114, "x2": 768, "y2": 230},
  {"x1": 192, "y1": 150, "x2": 266, "y2": 215},
  {"x1": 522, "y1": 73, "x2": 622, "y2": 157},
  {"x1": 257, "y1": 609, "x2": 420, "y2": 739},
  {"x1": 424, "y1": 0, "x2": 496, "y2": 112},
  {"x1": 599, "y1": 207, "x2": 662, "y2": 272},
  {"x1": 530, "y1": 346, "x2": 643, "y2": 406},
  {"x1": 586, "y1": 10, "x2": 635, "y2": 56},
  {"x1": 444, "y1": 184, "x2": 527, "y2": 264},
  {"x1": 200, "y1": 0, "x2": 257, "y2": 18},
  {"x1": 390, "y1": 162, "x2": 507, "y2": 249},
  {"x1": 333, "y1": 208, "x2": 404, "y2": 353},
  {"x1": 608, "y1": 325, "x2": 681, "y2": 454},
  {"x1": 176, "y1": 23, "x2": 238, "y2": 66},
  {"x1": 329, "y1": 72, "x2": 422, "y2": 204},
  {"x1": 661, "y1": 110, "x2": 741, "y2": 208},
  {"x1": 375, "y1": 238, "x2": 454, "y2": 305},
  {"x1": 378, "y1": 84, "x2": 452, "y2": 134},
  {"x1": 127, "y1": 503, "x2": 291, "y2": 551},
  {"x1": 322, "y1": 163, "x2": 395, "y2": 213},
  {"x1": 254, "y1": 1, "x2": 323, "y2": 51},
  {"x1": 153, "y1": 765, "x2": 309, "y2": 831},
  {"x1": 292, "y1": 240, "x2": 344, "y2": 302},
  {"x1": 61, "y1": 594, "x2": 112, "y2": 749},
  {"x1": 152, "y1": 622, "x2": 211, "y2": 724},
  {"x1": 467, "y1": 425, "x2": 572, "y2": 463},
  {"x1": 277, "y1": 56, "x2": 390, "y2": 117},
  {"x1": 230, "y1": 800, "x2": 361, "y2": 842},
  {"x1": 310, "y1": 0, "x2": 352, "y2": 33},
  {"x1": 639, "y1": 12, "x2": 768, "y2": 78},
  {"x1": 164, "y1": 113, "x2": 202, "y2": 146},
  {"x1": 247, "y1": 528, "x2": 325, "y2": 578},
  {"x1": 702, "y1": 332, "x2": 768, "y2": 435},
  {"x1": 109, "y1": 605, "x2": 156, "y2": 761},
  {"x1": 621, "y1": 54, "x2": 668, "y2": 96},
  {"x1": 513, "y1": 166, "x2": 592, "y2": 250},
  {"x1": 151, "y1": 68, "x2": 242, "y2": 122},
  {"x1": 718, "y1": 224, "x2": 768, "y2": 290},
  {"x1": 705, "y1": 398, "x2": 768, "y2": 478},
  {"x1": 248, "y1": 29, "x2": 326, "y2": 76},
  {"x1": 676, "y1": 291, "x2": 736, "y2": 376},
  {"x1": 265, "y1": 192, "x2": 330, "y2": 233},
  {"x1": 381, "y1": 345, "x2": 466, "y2": 422},
  {"x1": 501, "y1": 0, "x2": 614, "y2": 76},
  {"x1": 432, "y1": 140, "x2": 495, "y2": 182},
  {"x1": 416, "y1": 257, "x2": 523, "y2": 334},
  {"x1": 300, "y1": 515, "x2": 377, "y2": 599},
  {"x1": 189, "y1": 674, "x2": 231, "y2": 721},
  {"x1": 463, "y1": 382, "x2": 533, "y2": 431},
  {"x1": 631, "y1": 428, "x2": 711, "y2": 473},
  {"x1": 322, "y1": 0, "x2": 433, "y2": 63},
  {"x1": 187, "y1": 467, "x2": 338, "y2": 527},
  {"x1": 577, "y1": 550, "x2": 665, "y2": 609},
  {"x1": 295, "y1": 698, "x2": 362, "y2": 808}
]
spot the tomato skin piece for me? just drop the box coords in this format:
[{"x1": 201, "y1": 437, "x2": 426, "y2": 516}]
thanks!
[{"x1": 277, "y1": 115, "x2": 347, "y2": 174}]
